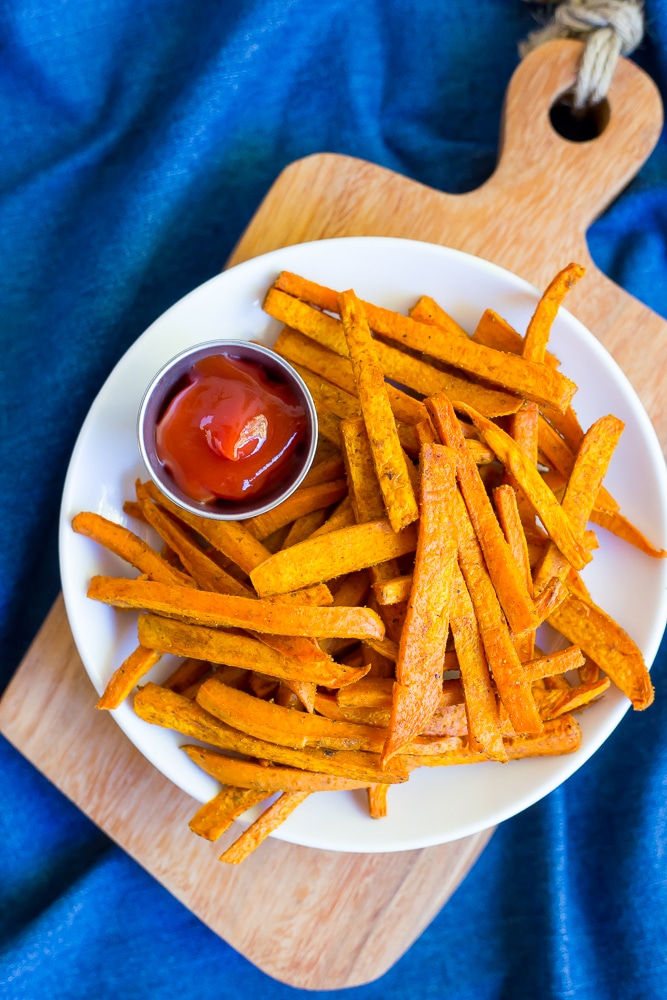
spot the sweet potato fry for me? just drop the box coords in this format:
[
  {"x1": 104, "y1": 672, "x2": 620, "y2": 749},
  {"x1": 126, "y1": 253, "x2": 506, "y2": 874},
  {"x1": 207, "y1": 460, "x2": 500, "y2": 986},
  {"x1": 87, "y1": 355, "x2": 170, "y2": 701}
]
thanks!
[
  {"x1": 367, "y1": 784, "x2": 388, "y2": 818},
  {"x1": 316, "y1": 694, "x2": 467, "y2": 744},
  {"x1": 372, "y1": 574, "x2": 413, "y2": 606},
  {"x1": 383, "y1": 444, "x2": 458, "y2": 763},
  {"x1": 403, "y1": 735, "x2": 464, "y2": 755},
  {"x1": 532, "y1": 577, "x2": 569, "y2": 624},
  {"x1": 537, "y1": 415, "x2": 623, "y2": 517},
  {"x1": 134, "y1": 683, "x2": 408, "y2": 783},
  {"x1": 275, "y1": 683, "x2": 308, "y2": 709},
  {"x1": 267, "y1": 297, "x2": 523, "y2": 417},
  {"x1": 162, "y1": 656, "x2": 211, "y2": 693},
  {"x1": 449, "y1": 563, "x2": 506, "y2": 760},
  {"x1": 493, "y1": 482, "x2": 536, "y2": 660},
  {"x1": 577, "y1": 655, "x2": 600, "y2": 685},
  {"x1": 274, "y1": 326, "x2": 428, "y2": 425},
  {"x1": 413, "y1": 295, "x2": 559, "y2": 367},
  {"x1": 298, "y1": 359, "x2": 427, "y2": 454},
  {"x1": 338, "y1": 289, "x2": 419, "y2": 532},
  {"x1": 318, "y1": 569, "x2": 371, "y2": 656},
  {"x1": 268, "y1": 584, "x2": 333, "y2": 607},
  {"x1": 281, "y1": 509, "x2": 329, "y2": 548},
  {"x1": 407, "y1": 715, "x2": 582, "y2": 768},
  {"x1": 420, "y1": 702, "x2": 469, "y2": 738},
  {"x1": 368, "y1": 559, "x2": 407, "y2": 612},
  {"x1": 361, "y1": 640, "x2": 395, "y2": 679},
  {"x1": 337, "y1": 677, "x2": 395, "y2": 709},
  {"x1": 508, "y1": 399, "x2": 540, "y2": 525},
  {"x1": 140, "y1": 479, "x2": 269, "y2": 574},
  {"x1": 96, "y1": 644, "x2": 162, "y2": 710},
  {"x1": 413, "y1": 419, "x2": 437, "y2": 450},
  {"x1": 314, "y1": 404, "x2": 342, "y2": 446},
  {"x1": 359, "y1": 634, "x2": 401, "y2": 663},
  {"x1": 137, "y1": 614, "x2": 368, "y2": 687},
  {"x1": 524, "y1": 263, "x2": 585, "y2": 360},
  {"x1": 135, "y1": 482, "x2": 253, "y2": 597},
  {"x1": 541, "y1": 402, "x2": 586, "y2": 455},
  {"x1": 212, "y1": 665, "x2": 248, "y2": 689},
  {"x1": 409, "y1": 295, "x2": 468, "y2": 338},
  {"x1": 246, "y1": 673, "x2": 282, "y2": 701},
  {"x1": 339, "y1": 417, "x2": 386, "y2": 522},
  {"x1": 520, "y1": 644, "x2": 585, "y2": 683},
  {"x1": 219, "y1": 791, "x2": 311, "y2": 864},
  {"x1": 260, "y1": 587, "x2": 339, "y2": 667},
  {"x1": 552, "y1": 414, "x2": 625, "y2": 531},
  {"x1": 72, "y1": 511, "x2": 192, "y2": 587},
  {"x1": 270, "y1": 276, "x2": 577, "y2": 411},
  {"x1": 534, "y1": 676, "x2": 610, "y2": 720},
  {"x1": 538, "y1": 414, "x2": 581, "y2": 478},
  {"x1": 493, "y1": 485, "x2": 532, "y2": 595},
  {"x1": 197, "y1": 680, "x2": 462, "y2": 758},
  {"x1": 197, "y1": 677, "x2": 392, "y2": 752},
  {"x1": 458, "y1": 404, "x2": 591, "y2": 571},
  {"x1": 180, "y1": 677, "x2": 209, "y2": 700},
  {"x1": 314, "y1": 693, "x2": 387, "y2": 725},
  {"x1": 141, "y1": 552, "x2": 336, "y2": 687},
  {"x1": 548, "y1": 592, "x2": 654, "y2": 709},
  {"x1": 188, "y1": 787, "x2": 271, "y2": 841},
  {"x1": 308, "y1": 495, "x2": 356, "y2": 537},
  {"x1": 320, "y1": 691, "x2": 463, "y2": 735},
  {"x1": 510, "y1": 268, "x2": 583, "y2": 530},
  {"x1": 329, "y1": 569, "x2": 372, "y2": 607},
  {"x1": 88, "y1": 576, "x2": 384, "y2": 640},
  {"x1": 380, "y1": 388, "x2": 429, "y2": 426},
  {"x1": 292, "y1": 362, "x2": 361, "y2": 421},
  {"x1": 589, "y1": 508, "x2": 667, "y2": 558},
  {"x1": 122, "y1": 500, "x2": 146, "y2": 522},
  {"x1": 249, "y1": 519, "x2": 419, "y2": 597},
  {"x1": 465, "y1": 438, "x2": 495, "y2": 465},
  {"x1": 301, "y1": 454, "x2": 346, "y2": 488},
  {"x1": 543, "y1": 671, "x2": 571, "y2": 691},
  {"x1": 338, "y1": 676, "x2": 463, "y2": 710},
  {"x1": 427, "y1": 393, "x2": 538, "y2": 635},
  {"x1": 282, "y1": 679, "x2": 317, "y2": 713},
  {"x1": 449, "y1": 484, "x2": 542, "y2": 733},
  {"x1": 472, "y1": 308, "x2": 560, "y2": 368},
  {"x1": 183, "y1": 745, "x2": 377, "y2": 791},
  {"x1": 244, "y1": 480, "x2": 348, "y2": 540},
  {"x1": 496, "y1": 713, "x2": 582, "y2": 755},
  {"x1": 534, "y1": 414, "x2": 624, "y2": 592}
]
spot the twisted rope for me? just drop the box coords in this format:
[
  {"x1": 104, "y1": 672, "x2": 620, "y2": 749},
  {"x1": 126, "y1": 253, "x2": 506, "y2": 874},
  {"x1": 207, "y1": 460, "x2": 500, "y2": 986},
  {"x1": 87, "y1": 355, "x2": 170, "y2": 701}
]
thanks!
[{"x1": 521, "y1": 1, "x2": 644, "y2": 106}]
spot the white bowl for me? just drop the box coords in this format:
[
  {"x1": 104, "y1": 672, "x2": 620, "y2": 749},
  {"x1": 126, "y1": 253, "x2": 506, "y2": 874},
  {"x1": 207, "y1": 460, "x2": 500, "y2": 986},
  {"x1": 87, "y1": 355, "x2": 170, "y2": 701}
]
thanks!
[{"x1": 59, "y1": 237, "x2": 667, "y2": 853}]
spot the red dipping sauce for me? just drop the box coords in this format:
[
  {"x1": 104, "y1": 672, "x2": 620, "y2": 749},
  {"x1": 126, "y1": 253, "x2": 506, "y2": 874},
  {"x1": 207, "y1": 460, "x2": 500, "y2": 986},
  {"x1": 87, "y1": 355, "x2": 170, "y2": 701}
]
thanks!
[{"x1": 155, "y1": 354, "x2": 307, "y2": 503}]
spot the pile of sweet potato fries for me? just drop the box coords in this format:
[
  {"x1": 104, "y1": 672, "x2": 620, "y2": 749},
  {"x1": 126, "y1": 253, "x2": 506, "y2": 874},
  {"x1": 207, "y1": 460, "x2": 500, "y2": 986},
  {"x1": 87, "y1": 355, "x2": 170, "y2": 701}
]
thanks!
[{"x1": 72, "y1": 263, "x2": 664, "y2": 863}]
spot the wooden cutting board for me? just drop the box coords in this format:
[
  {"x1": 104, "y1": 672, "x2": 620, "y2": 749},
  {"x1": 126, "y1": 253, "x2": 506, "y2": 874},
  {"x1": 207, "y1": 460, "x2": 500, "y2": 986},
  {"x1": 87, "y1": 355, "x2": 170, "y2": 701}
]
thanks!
[{"x1": 0, "y1": 40, "x2": 664, "y2": 990}]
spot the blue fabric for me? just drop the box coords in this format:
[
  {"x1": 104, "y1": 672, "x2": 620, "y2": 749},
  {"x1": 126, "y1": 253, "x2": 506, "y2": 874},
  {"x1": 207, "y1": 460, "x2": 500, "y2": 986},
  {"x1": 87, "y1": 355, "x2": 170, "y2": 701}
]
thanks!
[{"x1": 1, "y1": 1, "x2": 667, "y2": 997}]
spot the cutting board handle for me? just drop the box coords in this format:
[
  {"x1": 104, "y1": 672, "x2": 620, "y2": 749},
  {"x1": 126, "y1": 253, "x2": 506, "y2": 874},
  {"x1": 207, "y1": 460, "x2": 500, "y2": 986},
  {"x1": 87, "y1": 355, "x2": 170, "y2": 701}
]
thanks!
[{"x1": 485, "y1": 40, "x2": 663, "y2": 236}]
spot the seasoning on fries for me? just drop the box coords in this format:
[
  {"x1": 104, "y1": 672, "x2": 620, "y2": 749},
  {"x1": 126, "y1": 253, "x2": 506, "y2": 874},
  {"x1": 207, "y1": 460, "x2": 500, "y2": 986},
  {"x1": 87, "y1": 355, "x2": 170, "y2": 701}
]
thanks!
[{"x1": 73, "y1": 262, "x2": 662, "y2": 864}]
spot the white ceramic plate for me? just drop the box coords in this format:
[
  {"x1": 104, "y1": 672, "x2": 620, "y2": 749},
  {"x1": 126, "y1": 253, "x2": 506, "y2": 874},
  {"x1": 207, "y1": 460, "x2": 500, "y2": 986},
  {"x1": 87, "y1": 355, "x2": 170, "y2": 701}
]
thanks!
[{"x1": 60, "y1": 237, "x2": 667, "y2": 853}]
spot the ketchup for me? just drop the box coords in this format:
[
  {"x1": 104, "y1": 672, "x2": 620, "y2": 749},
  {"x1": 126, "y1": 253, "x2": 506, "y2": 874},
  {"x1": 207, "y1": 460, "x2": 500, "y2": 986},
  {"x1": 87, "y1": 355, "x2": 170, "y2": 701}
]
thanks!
[{"x1": 155, "y1": 354, "x2": 307, "y2": 503}]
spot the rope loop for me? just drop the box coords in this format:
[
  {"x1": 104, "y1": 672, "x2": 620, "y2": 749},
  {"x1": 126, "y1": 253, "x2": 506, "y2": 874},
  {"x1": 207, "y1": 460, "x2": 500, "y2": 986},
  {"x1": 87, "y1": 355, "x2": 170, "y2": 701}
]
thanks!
[{"x1": 521, "y1": 1, "x2": 644, "y2": 107}]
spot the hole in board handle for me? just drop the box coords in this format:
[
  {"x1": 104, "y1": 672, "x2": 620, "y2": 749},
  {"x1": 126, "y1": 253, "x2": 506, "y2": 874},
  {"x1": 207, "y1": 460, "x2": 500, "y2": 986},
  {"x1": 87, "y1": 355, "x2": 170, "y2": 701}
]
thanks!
[{"x1": 550, "y1": 91, "x2": 610, "y2": 143}]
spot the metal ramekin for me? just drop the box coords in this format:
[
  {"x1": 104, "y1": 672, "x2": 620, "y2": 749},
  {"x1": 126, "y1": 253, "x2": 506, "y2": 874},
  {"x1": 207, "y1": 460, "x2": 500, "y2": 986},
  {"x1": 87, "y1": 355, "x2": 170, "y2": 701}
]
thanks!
[{"x1": 137, "y1": 340, "x2": 318, "y2": 520}]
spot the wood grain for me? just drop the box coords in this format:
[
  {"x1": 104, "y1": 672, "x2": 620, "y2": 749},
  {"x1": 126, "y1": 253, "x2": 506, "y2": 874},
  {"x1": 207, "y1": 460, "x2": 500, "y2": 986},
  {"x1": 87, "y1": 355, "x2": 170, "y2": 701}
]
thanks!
[{"x1": 0, "y1": 39, "x2": 664, "y2": 989}]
